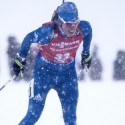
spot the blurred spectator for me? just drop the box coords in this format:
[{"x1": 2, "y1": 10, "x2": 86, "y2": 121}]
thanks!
[
  {"x1": 23, "y1": 44, "x2": 38, "y2": 81},
  {"x1": 88, "y1": 44, "x2": 103, "y2": 80},
  {"x1": 113, "y1": 50, "x2": 125, "y2": 80},
  {"x1": 7, "y1": 36, "x2": 20, "y2": 78}
]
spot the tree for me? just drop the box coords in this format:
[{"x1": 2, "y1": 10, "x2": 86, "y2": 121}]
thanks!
[
  {"x1": 88, "y1": 44, "x2": 103, "y2": 80},
  {"x1": 113, "y1": 50, "x2": 125, "y2": 80}
]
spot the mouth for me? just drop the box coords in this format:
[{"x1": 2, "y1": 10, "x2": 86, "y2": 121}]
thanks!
[{"x1": 68, "y1": 29, "x2": 75, "y2": 33}]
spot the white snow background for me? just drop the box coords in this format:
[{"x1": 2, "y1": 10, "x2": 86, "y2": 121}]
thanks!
[{"x1": 0, "y1": 0, "x2": 125, "y2": 125}]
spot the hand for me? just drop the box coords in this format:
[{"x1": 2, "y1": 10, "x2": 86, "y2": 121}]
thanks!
[
  {"x1": 13, "y1": 57, "x2": 26, "y2": 77},
  {"x1": 81, "y1": 52, "x2": 92, "y2": 69}
]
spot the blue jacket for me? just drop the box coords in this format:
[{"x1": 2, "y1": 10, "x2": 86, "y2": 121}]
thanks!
[{"x1": 19, "y1": 21, "x2": 92, "y2": 72}]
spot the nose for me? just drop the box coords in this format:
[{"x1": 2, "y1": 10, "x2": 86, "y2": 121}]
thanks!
[{"x1": 68, "y1": 24, "x2": 77, "y2": 31}]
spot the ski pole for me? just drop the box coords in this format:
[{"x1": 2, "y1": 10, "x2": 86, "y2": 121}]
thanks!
[
  {"x1": 77, "y1": 65, "x2": 88, "y2": 79},
  {"x1": 0, "y1": 75, "x2": 16, "y2": 91}
]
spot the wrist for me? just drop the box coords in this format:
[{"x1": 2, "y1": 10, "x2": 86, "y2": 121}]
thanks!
[
  {"x1": 82, "y1": 51, "x2": 90, "y2": 55},
  {"x1": 16, "y1": 53, "x2": 26, "y2": 61},
  {"x1": 81, "y1": 52, "x2": 92, "y2": 62}
]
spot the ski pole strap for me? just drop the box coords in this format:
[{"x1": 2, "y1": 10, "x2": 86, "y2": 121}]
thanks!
[
  {"x1": 15, "y1": 59, "x2": 24, "y2": 68},
  {"x1": 85, "y1": 55, "x2": 91, "y2": 62}
]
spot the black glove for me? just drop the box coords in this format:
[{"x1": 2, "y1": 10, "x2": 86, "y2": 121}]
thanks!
[
  {"x1": 13, "y1": 57, "x2": 26, "y2": 77},
  {"x1": 81, "y1": 52, "x2": 92, "y2": 69}
]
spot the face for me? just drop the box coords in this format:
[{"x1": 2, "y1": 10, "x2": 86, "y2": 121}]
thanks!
[{"x1": 58, "y1": 17, "x2": 80, "y2": 37}]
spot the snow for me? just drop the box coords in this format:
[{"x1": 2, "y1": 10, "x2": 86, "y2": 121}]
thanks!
[
  {"x1": 0, "y1": 80, "x2": 125, "y2": 125},
  {"x1": 0, "y1": 0, "x2": 125, "y2": 125}
]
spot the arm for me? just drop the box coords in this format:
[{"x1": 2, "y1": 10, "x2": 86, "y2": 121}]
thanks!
[
  {"x1": 79, "y1": 21, "x2": 92, "y2": 69},
  {"x1": 19, "y1": 22, "x2": 54, "y2": 58},
  {"x1": 13, "y1": 22, "x2": 54, "y2": 77},
  {"x1": 79, "y1": 20, "x2": 92, "y2": 54}
]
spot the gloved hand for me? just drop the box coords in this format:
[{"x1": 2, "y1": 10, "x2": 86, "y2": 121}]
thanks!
[
  {"x1": 13, "y1": 57, "x2": 26, "y2": 77},
  {"x1": 81, "y1": 52, "x2": 92, "y2": 69}
]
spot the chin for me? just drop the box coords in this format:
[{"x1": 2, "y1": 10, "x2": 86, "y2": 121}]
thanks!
[{"x1": 67, "y1": 32, "x2": 75, "y2": 37}]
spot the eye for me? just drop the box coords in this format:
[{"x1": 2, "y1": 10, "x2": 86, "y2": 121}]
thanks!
[{"x1": 62, "y1": 23, "x2": 66, "y2": 29}]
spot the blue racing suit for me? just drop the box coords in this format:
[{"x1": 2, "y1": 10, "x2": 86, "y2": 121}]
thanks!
[{"x1": 18, "y1": 21, "x2": 92, "y2": 125}]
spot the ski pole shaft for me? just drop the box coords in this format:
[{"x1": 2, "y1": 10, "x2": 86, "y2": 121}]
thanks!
[
  {"x1": 77, "y1": 69, "x2": 83, "y2": 80},
  {"x1": 0, "y1": 75, "x2": 16, "y2": 91},
  {"x1": 85, "y1": 65, "x2": 88, "y2": 72},
  {"x1": 77, "y1": 65, "x2": 88, "y2": 79}
]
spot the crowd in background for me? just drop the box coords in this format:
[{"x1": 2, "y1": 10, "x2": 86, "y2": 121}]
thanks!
[{"x1": 6, "y1": 35, "x2": 125, "y2": 82}]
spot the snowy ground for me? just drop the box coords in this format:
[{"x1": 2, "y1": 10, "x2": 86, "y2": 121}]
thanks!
[{"x1": 0, "y1": 78, "x2": 125, "y2": 125}]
